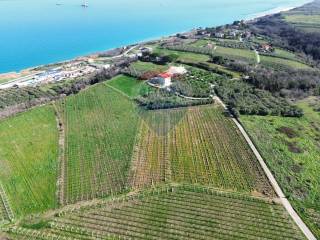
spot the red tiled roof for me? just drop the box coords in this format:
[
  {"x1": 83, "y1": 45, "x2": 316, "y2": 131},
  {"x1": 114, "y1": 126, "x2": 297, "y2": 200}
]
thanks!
[{"x1": 158, "y1": 73, "x2": 172, "y2": 78}]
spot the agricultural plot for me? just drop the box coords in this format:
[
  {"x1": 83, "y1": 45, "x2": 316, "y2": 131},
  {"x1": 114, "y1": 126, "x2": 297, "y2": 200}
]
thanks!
[
  {"x1": 260, "y1": 55, "x2": 310, "y2": 70},
  {"x1": 153, "y1": 47, "x2": 210, "y2": 63},
  {"x1": 0, "y1": 106, "x2": 58, "y2": 217},
  {"x1": 131, "y1": 104, "x2": 275, "y2": 196},
  {"x1": 56, "y1": 84, "x2": 140, "y2": 205},
  {"x1": 241, "y1": 98, "x2": 320, "y2": 239},
  {"x1": 130, "y1": 61, "x2": 167, "y2": 73},
  {"x1": 106, "y1": 75, "x2": 150, "y2": 98},
  {"x1": 214, "y1": 46, "x2": 256, "y2": 63},
  {"x1": 4, "y1": 185, "x2": 306, "y2": 240}
]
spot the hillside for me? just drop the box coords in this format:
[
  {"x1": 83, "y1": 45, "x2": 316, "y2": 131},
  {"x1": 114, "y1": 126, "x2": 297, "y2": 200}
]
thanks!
[{"x1": 1, "y1": 1, "x2": 320, "y2": 239}]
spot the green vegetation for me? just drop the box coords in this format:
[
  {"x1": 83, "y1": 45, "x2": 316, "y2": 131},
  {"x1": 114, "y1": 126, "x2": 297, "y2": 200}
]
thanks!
[
  {"x1": 131, "y1": 61, "x2": 167, "y2": 73},
  {"x1": 132, "y1": 105, "x2": 274, "y2": 196},
  {"x1": 5, "y1": 185, "x2": 305, "y2": 240},
  {"x1": 171, "y1": 68, "x2": 222, "y2": 98},
  {"x1": 0, "y1": 106, "x2": 58, "y2": 217},
  {"x1": 56, "y1": 84, "x2": 140, "y2": 204},
  {"x1": 273, "y1": 48, "x2": 298, "y2": 60},
  {"x1": 241, "y1": 98, "x2": 320, "y2": 238},
  {"x1": 214, "y1": 46, "x2": 256, "y2": 62},
  {"x1": 284, "y1": 14, "x2": 320, "y2": 31},
  {"x1": 106, "y1": 75, "x2": 151, "y2": 98},
  {"x1": 153, "y1": 47, "x2": 210, "y2": 63},
  {"x1": 136, "y1": 88, "x2": 213, "y2": 110},
  {"x1": 260, "y1": 55, "x2": 310, "y2": 70}
]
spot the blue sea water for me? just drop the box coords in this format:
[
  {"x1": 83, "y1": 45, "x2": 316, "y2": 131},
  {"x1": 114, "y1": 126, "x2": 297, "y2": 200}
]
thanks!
[{"x1": 0, "y1": 0, "x2": 311, "y2": 73}]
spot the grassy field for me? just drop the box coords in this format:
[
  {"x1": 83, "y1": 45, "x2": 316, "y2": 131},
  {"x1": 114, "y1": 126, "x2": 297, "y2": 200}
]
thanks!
[
  {"x1": 56, "y1": 84, "x2": 140, "y2": 205},
  {"x1": 5, "y1": 185, "x2": 305, "y2": 240},
  {"x1": 285, "y1": 14, "x2": 320, "y2": 25},
  {"x1": 0, "y1": 106, "x2": 58, "y2": 217},
  {"x1": 273, "y1": 48, "x2": 299, "y2": 60},
  {"x1": 130, "y1": 61, "x2": 168, "y2": 73},
  {"x1": 260, "y1": 55, "x2": 311, "y2": 69},
  {"x1": 153, "y1": 47, "x2": 210, "y2": 63},
  {"x1": 131, "y1": 104, "x2": 274, "y2": 196},
  {"x1": 106, "y1": 75, "x2": 150, "y2": 98},
  {"x1": 241, "y1": 97, "x2": 320, "y2": 238},
  {"x1": 188, "y1": 39, "x2": 217, "y2": 47},
  {"x1": 214, "y1": 46, "x2": 256, "y2": 62}
]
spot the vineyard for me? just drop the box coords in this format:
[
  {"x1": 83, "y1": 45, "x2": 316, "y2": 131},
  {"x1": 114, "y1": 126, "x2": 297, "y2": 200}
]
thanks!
[
  {"x1": 0, "y1": 183, "x2": 14, "y2": 224},
  {"x1": 131, "y1": 105, "x2": 275, "y2": 196},
  {"x1": 0, "y1": 106, "x2": 58, "y2": 217},
  {"x1": 56, "y1": 83, "x2": 140, "y2": 205},
  {"x1": 4, "y1": 185, "x2": 306, "y2": 240}
]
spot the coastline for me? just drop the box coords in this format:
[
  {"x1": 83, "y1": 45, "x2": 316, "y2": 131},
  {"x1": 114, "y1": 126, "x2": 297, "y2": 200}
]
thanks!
[
  {"x1": 244, "y1": 0, "x2": 313, "y2": 20},
  {"x1": 0, "y1": 0, "x2": 313, "y2": 77}
]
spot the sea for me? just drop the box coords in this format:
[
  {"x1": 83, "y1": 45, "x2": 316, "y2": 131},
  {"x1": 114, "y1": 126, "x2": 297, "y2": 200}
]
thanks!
[{"x1": 0, "y1": 0, "x2": 311, "y2": 73}]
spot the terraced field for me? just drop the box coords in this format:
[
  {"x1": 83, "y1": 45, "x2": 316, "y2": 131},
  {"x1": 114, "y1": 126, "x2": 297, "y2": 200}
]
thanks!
[
  {"x1": 131, "y1": 105, "x2": 274, "y2": 196},
  {"x1": 4, "y1": 185, "x2": 305, "y2": 240},
  {"x1": 56, "y1": 84, "x2": 140, "y2": 205},
  {"x1": 0, "y1": 106, "x2": 58, "y2": 217}
]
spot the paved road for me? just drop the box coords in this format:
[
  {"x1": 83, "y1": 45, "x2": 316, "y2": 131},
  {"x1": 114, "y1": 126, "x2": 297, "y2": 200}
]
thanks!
[{"x1": 214, "y1": 96, "x2": 316, "y2": 240}]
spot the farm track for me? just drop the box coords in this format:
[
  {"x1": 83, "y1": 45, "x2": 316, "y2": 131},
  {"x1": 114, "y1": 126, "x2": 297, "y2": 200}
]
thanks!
[{"x1": 53, "y1": 103, "x2": 66, "y2": 206}]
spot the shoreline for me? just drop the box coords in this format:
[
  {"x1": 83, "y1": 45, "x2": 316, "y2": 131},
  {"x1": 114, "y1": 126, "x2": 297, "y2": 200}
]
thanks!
[
  {"x1": 0, "y1": 0, "x2": 313, "y2": 77},
  {"x1": 244, "y1": 0, "x2": 313, "y2": 21}
]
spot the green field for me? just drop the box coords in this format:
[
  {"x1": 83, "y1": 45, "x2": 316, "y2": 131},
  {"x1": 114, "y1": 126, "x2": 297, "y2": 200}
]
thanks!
[
  {"x1": 260, "y1": 55, "x2": 310, "y2": 69},
  {"x1": 5, "y1": 185, "x2": 306, "y2": 240},
  {"x1": 241, "y1": 97, "x2": 320, "y2": 238},
  {"x1": 214, "y1": 46, "x2": 256, "y2": 62},
  {"x1": 285, "y1": 14, "x2": 320, "y2": 24},
  {"x1": 131, "y1": 105, "x2": 275, "y2": 196},
  {"x1": 153, "y1": 47, "x2": 210, "y2": 63},
  {"x1": 273, "y1": 48, "x2": 298, "y2": 60},
  {"x1": 130, "y1": 61, "x2": 168, "y2": 73},
  {"x1": 56, "y1": 83, "x2": 140, "y2": 204},
  {"x1": 188, "y1": 39, "x2": 217, "y2": 47},
  {"x1": 106, "y1": 75, "x2": 150, "y2": 98},
  {"x1": 0, "y1": 106, "x2": 58, "y2": 217}
]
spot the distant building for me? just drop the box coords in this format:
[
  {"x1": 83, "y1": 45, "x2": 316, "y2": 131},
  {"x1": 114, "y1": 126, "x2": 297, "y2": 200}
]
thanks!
[
  {"x1": 215, "y1": 32, "x2": 225, "y2": 38},
  {"x1": 148, "y1": 66, "x2": 187, "y2": 88},
  {"x1": 260, "y1": 43, "x2": 273, "y2": 52}
]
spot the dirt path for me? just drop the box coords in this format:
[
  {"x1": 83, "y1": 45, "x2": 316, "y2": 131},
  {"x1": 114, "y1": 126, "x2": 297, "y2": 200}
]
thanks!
[
  {"x1": 52, "y1": 103, "x2": 66, "y2": 206},
  {"x1": 254, "y1": 49, "x2": 260, "y2": 64},
  {"x1": 214, "y1": 96, "x2": 316, "y2": 240}
]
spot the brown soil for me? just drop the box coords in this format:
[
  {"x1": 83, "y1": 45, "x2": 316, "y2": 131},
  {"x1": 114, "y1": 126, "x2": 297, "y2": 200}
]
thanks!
[
  {"x1": 286, "y1": 141, "x2": 303, "y2": 153},
  {"x1": 277, "y1": 126, "x2": 299, "y2": 138}
]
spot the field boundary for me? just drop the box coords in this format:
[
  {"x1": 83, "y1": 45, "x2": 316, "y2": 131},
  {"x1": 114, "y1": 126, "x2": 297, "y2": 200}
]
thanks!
[
  {"x1": 0, "y1": 182, "x2": 14, "y2": 222},
  {"x1": 213, "y1": 96, "x2": 316, "y2": 240},
  {"x1": 53, "y1": 103, "x2": 66, "y2": 206}
]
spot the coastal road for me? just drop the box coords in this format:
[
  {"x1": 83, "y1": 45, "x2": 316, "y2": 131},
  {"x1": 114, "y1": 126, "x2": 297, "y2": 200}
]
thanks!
[{"x1": 213, "y1": 96, "x2": 317, "y2": 240}]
